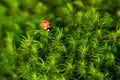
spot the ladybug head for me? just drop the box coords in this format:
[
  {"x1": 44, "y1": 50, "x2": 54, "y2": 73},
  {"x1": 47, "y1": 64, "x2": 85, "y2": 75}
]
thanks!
[{"x1": 47, "y1": 24, "x2": 52, "y2": 31}]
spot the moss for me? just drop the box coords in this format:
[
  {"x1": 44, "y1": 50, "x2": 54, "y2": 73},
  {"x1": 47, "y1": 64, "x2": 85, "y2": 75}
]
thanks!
[{"x1": 0, "y1": 0, "x2": 120, "y2": 80}]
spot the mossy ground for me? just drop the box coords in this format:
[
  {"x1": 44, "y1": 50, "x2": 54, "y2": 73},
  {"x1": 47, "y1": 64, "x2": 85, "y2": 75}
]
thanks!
[{"x1": 0, "y1": 0, "x2": 120, "y2": 80}]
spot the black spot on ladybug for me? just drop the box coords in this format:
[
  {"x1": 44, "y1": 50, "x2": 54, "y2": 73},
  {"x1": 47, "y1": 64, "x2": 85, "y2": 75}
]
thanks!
[{"x1": 44, "y1": 21, "x2": 46, "y2": 23}]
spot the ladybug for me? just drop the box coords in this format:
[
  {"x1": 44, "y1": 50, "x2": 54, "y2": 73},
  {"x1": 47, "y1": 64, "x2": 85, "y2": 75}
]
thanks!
[{"x1": 40, "y1": 20, "x2": 52, "y2": 31}]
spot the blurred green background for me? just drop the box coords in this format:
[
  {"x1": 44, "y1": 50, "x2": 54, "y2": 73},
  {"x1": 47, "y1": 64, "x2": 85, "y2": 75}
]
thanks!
[{"x1": 0, "y1": 0, "x2": 120, "y2": 80}]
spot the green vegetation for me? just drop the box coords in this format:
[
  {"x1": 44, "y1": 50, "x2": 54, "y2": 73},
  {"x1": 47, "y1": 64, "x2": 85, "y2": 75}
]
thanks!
[{"x1": 0, "y1": 0, "x2": 120, "y2": 80}]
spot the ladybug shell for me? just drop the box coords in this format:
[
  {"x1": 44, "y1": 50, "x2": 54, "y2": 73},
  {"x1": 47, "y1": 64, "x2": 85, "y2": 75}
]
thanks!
[{"x1": 40, "y1": 20, "x2": 51, "y2": 31}]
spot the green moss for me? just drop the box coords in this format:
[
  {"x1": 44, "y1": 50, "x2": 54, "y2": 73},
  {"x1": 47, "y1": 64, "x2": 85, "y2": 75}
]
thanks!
[{"x1": 0, "y1": 0, "x2": 120, "y2": 80}]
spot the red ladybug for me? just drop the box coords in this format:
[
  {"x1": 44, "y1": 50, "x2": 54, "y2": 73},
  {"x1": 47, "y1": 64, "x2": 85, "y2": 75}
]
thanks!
[{"x1": 40, "y1": 20, "x2": 52, "y2": 31}]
